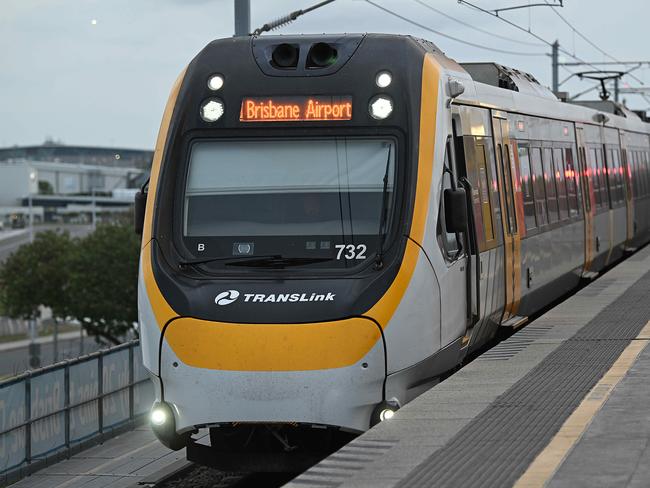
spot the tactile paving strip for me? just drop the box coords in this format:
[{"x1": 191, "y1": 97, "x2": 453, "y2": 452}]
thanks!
[{"x1": 400, "y1": 270, "x2": 650, "y2": 488}]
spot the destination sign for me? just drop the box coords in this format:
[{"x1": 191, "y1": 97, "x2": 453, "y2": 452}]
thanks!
[{"x1": 240, "y1": 96, "x2": 352, "y2": 122}]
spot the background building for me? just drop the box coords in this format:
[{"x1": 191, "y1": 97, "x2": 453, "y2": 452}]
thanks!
[{"x1": 0, "y1": 143, "x2": 150, "y2": 225}]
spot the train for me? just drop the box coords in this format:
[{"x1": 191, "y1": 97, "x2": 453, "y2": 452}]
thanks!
[{"x1": 135, "y1": 34, "x2": 650, "y2": 470}]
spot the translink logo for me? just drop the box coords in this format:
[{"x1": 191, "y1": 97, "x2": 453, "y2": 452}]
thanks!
[{"x1": 214, "y1": 290, "x2": 335, "y2": 306}]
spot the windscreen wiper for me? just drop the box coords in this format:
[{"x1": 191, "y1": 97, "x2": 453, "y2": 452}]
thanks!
[
  {"x1": 226, "y1": 256, "x2": 333, "y2": 268},
  {"x1": 374, "y1": 145, "x2": 392, "y2": 270},
  {"x1": 178, "y1": 254, "x2": 282, "y2": 267}
]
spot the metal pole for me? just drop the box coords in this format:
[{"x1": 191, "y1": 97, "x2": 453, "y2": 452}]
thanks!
[
  {"x1": 25, "y1": 374, "x2": 32, "y2": 465},
  {"x1": 552, "y1": 40, "x2": 559, "y2": 93},
  {"x1": 614, "y1": 77, "x2": 620, "y2": 103},
  {"x1": 91, "y1": 187, "x2": 96, "y2": 231},
  {"x1": 98, "y1": 352, "x2": 104, "y2": 437},
  {"x1": 64, "y1": 363, "x2": 70, "y2": 456},
  {"x1": 28, "y1": 193, "x2": 34, "y2": 243},
  {"x1": 234, "y1": 0, "x2": 250, "y2": 36},
  {"x1": 53, "y1": 318, "x2": 59, "y2": 363}
]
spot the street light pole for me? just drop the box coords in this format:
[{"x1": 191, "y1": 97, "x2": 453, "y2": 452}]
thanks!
[
  {"x1": 234, "y1": 0, "x2": 250, "y2": 36},
  {"x1": 28, "y1": 192, "x2": 34, "y2": 243}
]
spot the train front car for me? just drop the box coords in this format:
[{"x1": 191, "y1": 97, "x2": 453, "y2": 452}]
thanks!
[{"x1": 138, "y1": 34, "x2": 458, "y2": 469}]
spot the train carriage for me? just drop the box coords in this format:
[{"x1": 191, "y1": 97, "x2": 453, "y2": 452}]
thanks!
[{"x1": 135, "y1": 33, "x2": 650, "y2": 469}]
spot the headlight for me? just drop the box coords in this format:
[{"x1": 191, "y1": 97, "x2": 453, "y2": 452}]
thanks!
[
  {"x1": 375, "y1": 71, "x2": 392, "y2": 88},
  {"x1": 200, "y1": 98, "x2": 225, "y2": 122},
  {"x1": 369, "y1": 95, "x2": 394, "y2": 120},
  {"x1": 150, "y1": 406, "x2": 167, "y2": 426},
  {"x1": 379, "y1": 408, "x2": 395, "y2": 421},
  {"x1": 207, "y1": 74, "x2": 224, "y2": 91}
]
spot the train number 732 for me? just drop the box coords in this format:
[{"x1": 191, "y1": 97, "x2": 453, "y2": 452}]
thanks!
[{"x1": 335, "y1": 244, "x2": 367, "y2": 260}]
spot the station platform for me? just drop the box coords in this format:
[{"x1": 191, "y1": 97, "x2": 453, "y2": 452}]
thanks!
[
  {"x1": 287, "y1": 245, "x2": 650, "y2": 488},
  {"x1": 8, "y1": 426, "x2": 193, "y2": 488}
]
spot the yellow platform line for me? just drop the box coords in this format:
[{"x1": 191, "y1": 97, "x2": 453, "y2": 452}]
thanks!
[{"x1": 514, "y1": 320, "x2": 650, "y2": 488}]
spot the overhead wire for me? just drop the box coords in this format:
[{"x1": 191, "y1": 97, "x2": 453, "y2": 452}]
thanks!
[
  {"x1": 411, "y1": 0, "x2": 545, "y2": 47},
  {"x1": 456, "y1": 0, "x2": 623, "y2": 100},
  {"x1": 542, "y1": 0, "x2": 645, "y2": 86},
  {"x1": 364, "y1": 0, "x2": 548, "y2": 57},
  {"x1": 458, "y1": 0, "x2": 597, "y2": 70}
]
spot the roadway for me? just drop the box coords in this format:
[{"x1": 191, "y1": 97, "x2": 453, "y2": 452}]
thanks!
[{"x1": 0, "y1": 331, "x2": 104, "y2": 379}]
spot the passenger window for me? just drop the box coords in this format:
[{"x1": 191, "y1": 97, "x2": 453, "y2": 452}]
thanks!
[
  {"x1": 639, "y1": 153, "x2": 650, "y2": 196},
  {"x1": 500, "y1": 144, "x2": 518, "y2": 234},
  {"x1": 485, "y1": 139, "x2": 502, "y2": 235},
  {"x1": 530, "y1": 148, "x2": 548, "y2": 227},
  {"x1": 436, "y1": 146, "x2": 462, "y2": 260},
  {"x1": 596, "y1": 148, "x2": 609, "y2": 208},
  {"x1": 588, "y1": 149, "x2": 602, "y2": 208},
  {"x1": 636, "y1": 151, "x2": 644, "y2": 197},
  {"x1": 519, "y1": 146, "x2": 536, "y2": 230},
  {"x1": 613, "y1": 149, "x2": 624, "y2": 204},
  {"x1": 606, "y1": 148, "x2": 622, "y2": 206},
  {"x1": 476, "y1": 144, "x2": 495, "y2": 243},
  {"x1": 543, "y1": 148, "x2": 560, "y2": 223},
  {"x1": 553, "y1": 148, "x2": 569, "y2": 220},
  {"x1": 565, "y1": 148, "x2": 579, "y2": 217},
  {"x1": 629, "y1": 152, "x2": 638, "y2": 198},
  {"x1": 640, "y1": 151, "x2": 650, "y2": 196}
]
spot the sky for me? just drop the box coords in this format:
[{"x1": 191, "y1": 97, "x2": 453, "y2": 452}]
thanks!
[{"x1": 1, "y1": 0, "x2": 649, "y2": 149}]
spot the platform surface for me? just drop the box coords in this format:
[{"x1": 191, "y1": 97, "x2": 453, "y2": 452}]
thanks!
[
  {"x1": 287, "y1": 245, "x2": 650, "y2": 488},
  {"x1": 9, "y1": 426, "x2": 187, "y2": 488}
]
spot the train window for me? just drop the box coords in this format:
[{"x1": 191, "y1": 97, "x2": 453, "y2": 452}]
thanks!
[
  {"x1": 518, "y1": 146, "x2": 537, "y2": 230},
  {"x1": 613, "y1": 149, "x2": 624, "y2": 204},
  {"x1": 498, "y1": 144, "x2": 518, "y2": 234},
  {"x1": 183, "y1": 138, "x2": 397, "y2": 269},
  {"x1": 636, "y1": 151, "x2": 644, "y2": 198},
  {"x1": 476, "y1": 144, "x2": 495, "y2": 243},
  {"x1": 628, "y1": 151, "x2": 636, "y2": 198},
  {"x1": 595, "y1": 148, "x2": 610, "y2": 209},
  {"x1": 553, "y1": 148, "x2": 569, "y2": 220},
  {"x1": 437, "y1": 144, "x2": 462, "y2": 260},
  {"x1": 640, "y1": 152, "x2": 646, "y2": 197},
  {"x1": 605, "y1": 149, "x2": 614, "y2": 205},
  {"x1": 543, "y1": 148, "x2": 560, "y2": 223},
  {"x1": 530, "y1": 148, "x2": 548, "y2": 227},
  {"x1": 640, "y1": 151, "x2": 650, "y2": 196},
  {"x1": 463, "y1": 138, "x2": 486, "y2": 247},
  {"x1": 636, "y1": 151, "x2": 645, "y2": 197},
  {"x1": 486, "y1": 140, "x2": 502, "y2": 235},
  {"x1": 634, "y1": 151, "x2": 648, "y2": 197},
  {"x1": 606, "y1": 149, "x2": 616, "y2": 205},
  {"x1": 565, "y1": 148, "x2": 580, "y2": 217},
  {"x1": 587, "y1": 149, "x2": 602, "y2": 208}
]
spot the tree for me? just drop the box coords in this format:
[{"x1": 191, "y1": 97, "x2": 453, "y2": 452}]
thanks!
[
  {"x1": 38, "y1": 180, "x2": 54, "y2": 195},
  {"x1": 67, "y1": 222, "x2": 140, "y2": 344},
  {"x1": 0, "y1": 230, "x2": 72, "y2": 320}
]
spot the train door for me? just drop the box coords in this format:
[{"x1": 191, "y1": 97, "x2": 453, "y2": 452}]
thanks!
[
  {"x1": 491, "y1": 112, "x2": 523, "y2": 326},
  {"x1": 450, "y1": 110, "x2": 487, "y2": 348},
  {"x1": 438, "y1": 134, "x2": 469, "y2": 349},
  {"x1": 576, "y1": 126, "x2": 595, "y2": 276}
]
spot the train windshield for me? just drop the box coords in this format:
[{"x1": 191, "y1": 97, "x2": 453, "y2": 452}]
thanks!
[{"x1": 182, "y1": 138, "x2": 396, "y2": 269}]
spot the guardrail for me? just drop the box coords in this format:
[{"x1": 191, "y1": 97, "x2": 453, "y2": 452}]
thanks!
[{"x1": 0, "y1": 340, "x2": 153, "y2": 485}]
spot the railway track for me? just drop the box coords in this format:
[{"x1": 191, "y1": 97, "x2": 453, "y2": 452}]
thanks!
[{"x1": 136, "y1": 460, "x2": 298, "y2": 488}]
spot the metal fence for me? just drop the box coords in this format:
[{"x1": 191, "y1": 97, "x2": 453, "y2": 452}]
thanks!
[{"x1": 0, "y1": 340, "x2": 153, "y2": 483}]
